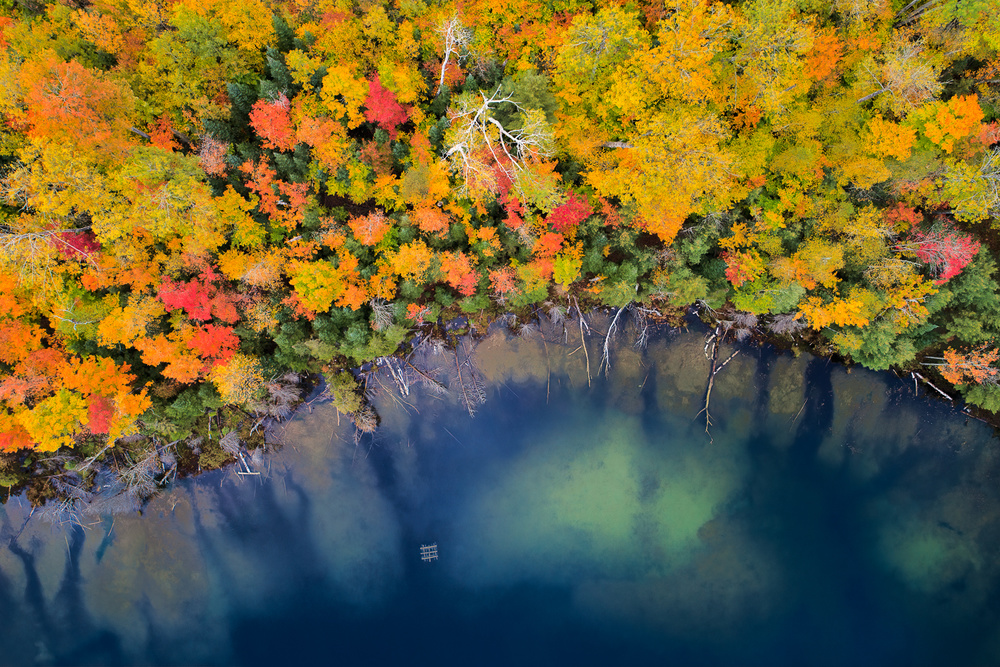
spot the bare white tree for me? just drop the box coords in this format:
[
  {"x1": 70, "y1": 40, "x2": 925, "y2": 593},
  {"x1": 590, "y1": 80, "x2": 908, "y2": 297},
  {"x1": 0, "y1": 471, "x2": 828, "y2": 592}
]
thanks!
[
  {"x1": 369, "y1": 298, "x2": 394, "y2": 331},
  {"x1": 857, "y1": 39, "x2": 942, "y2": 112},
  {"x1": 437, "y1": 15, "x2": 473, "y2": 95},
  {"x1": 442, "y1": 88, "x2": 556, "y2": 204}
]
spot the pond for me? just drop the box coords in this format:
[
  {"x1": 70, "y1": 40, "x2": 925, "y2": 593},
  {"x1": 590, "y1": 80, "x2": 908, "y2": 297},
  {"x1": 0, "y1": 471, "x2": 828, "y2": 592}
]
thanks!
[{"x1": 1, "y1": 313, "x2": 999, "y2": 666}]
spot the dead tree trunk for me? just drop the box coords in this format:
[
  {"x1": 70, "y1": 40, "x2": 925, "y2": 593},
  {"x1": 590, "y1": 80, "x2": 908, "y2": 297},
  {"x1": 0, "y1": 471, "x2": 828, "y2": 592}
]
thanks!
[
  {"x1": 696, "y1": 326, "x2": 740, "y2": 443},
  {"x1": 573, "y1": 297, "x2": 591, "y2": 387},
  {"x1": 601, "y1": 306, "x2": 624, "y2": 377}
]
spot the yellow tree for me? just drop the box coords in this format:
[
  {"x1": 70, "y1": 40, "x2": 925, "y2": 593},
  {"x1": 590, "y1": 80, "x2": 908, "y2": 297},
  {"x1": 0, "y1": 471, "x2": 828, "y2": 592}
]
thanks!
[{"x1": 554, "y1": 1, "x2": 738, "y2": 243}]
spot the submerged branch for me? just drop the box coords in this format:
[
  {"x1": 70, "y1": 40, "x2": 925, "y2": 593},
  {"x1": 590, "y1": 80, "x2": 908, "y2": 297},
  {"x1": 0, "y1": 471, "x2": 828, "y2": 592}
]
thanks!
[
  {"x1": 601, "y1": 306, "x2": 625, "y2": 377},
  {"x1": 573, "y1": 297, "x2": 591, "y2": 387},
  {"x1": 696, "y1": 326, "x2": 740, "y2": 444}
]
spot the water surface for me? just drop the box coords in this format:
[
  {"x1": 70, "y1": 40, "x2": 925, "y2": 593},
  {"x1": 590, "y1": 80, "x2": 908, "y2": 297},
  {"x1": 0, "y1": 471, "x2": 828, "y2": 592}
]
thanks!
[{"x1": 2, "y1": 316, "x2": 999, "y2": 666}]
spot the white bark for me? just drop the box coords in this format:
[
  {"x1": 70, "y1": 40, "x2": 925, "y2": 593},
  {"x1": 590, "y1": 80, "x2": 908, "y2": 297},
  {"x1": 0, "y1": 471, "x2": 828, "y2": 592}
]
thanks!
[{"x1": 436, "y1": 16, "x2": 472, "y2": 95}]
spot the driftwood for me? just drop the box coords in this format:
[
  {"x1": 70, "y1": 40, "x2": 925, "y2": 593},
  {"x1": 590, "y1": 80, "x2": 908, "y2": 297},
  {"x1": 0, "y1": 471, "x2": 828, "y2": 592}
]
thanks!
[
  {"x1": 236, "y1": 451, "x2": 260, "y2": 477},
  {"x1": 382, "y1": 356, "x2": 411, "y2": 396},
  {"x1": 540, "y1": 336, "x2": 551, "y2": 404},
  {"x1": 633, "y1": 306, "x2": 659, "y2": 349},
  {"x1": 451, "y1": 343, "x2": 485, "y2": 417},
  {"x1": 912, "y1": 372, "x2": 953, "y2": 401},
  {"x1": 790, "y1": 397, "x2": 808, "y2": 424},
  {"x1": 403, "y1": 358, "x2": 448, "y2": 394}
]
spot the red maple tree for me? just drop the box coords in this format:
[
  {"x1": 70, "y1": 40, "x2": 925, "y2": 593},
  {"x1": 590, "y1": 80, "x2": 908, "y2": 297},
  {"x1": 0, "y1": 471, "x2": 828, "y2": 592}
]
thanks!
[
  {"x1": 547, "y1": 193, "x2": 593, "y2": 234},
  {"x1": 363, "y1": 76, "x2": 409, "y2": 139},
  {"x1": 894, "y1": 222, "x2": 980, "y2": 284},
  {"x1": 249, "y1": 94, "x2": 296, "y2": 151},
  {"x1": 86, "y1": 394, "x2": 115, "y2": 434},
  {"x1": 52, "y1": 229, "x2": 101, "y2": 259},
  {"x1": 186, "y1": 324, "x2": 239, "y2": 367},
  {"x1": 158, "y1": 267, "x2": 240, "y2": 323}
]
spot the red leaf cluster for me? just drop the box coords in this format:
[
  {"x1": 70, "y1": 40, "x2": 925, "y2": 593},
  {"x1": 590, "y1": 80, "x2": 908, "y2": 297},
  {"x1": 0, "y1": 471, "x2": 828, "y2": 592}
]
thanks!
[
  {"x1": 158, "y1": 278, "x2": 213, "y2": 320},
  {"x1": 439, "y1": 251, "x2": 478, "y2": 296},
  {"x1": 363, "y1": 76, "x2": 409, "y2": 139},
  {"x1": 149, "y1": 115, "x2": 180, "y2": 151},
  {"x1": 495, "y1": 162, "x2": 525, "y2": 230},
  {"x1": 885, "y1": 203, "x2": 922, "y2": 231},
  {"x1": 598, "y1": 197, "x2": 624, "y2": 228},
  {"x1": 533, "y1": 232, "x2": 564, "y2": 258},
  {"x1": 186, "y1": 324, "x2": 239, "y2": 366},
  {"x1": 241, "y1": 158, "x2": 310, "y2": 231},
  {"x1": 199, "y1": 136, "x2": 229, "y2": 176},
  {"x1": 441, "y1": 62, "x2": 464, "y2": 89},
  {"x1": 899, "y1": 223, "x2": 981, "y2": 284},
  {"x1": 158, "y1": 269, "x2": 240, "y2": 323},
  {"x1": 348, "y1": 210, "x2": 392, "y2": 245},
  {"x1": 406, "y1": 303, "x2": 431, "y2": 324},
  {"x1": 53, "y1": 230, "x2": 101, "y2": 259},
  {"x1": 359, "y1": 140, "x2": 394, "y2": 175},
  {"x1": 977, "y1": 122, "x2": 1000, "y2": 148},
  {"x1": 489, "y1": 266, "x2": 518, "y2": 298},
  {"x1": 0, "y1": 16, "x2": 13, "y2": 51},
  {"x1": 0, "y1": 426, "x2": 32, "y2": 452},
  {"x1": 87, "y1": 394, "x2": 115, "y2": 434},
  {"x1": 722, "y1": 250, "x2": 764, "y2": 287},
  {"x1": 492, "y1": 158, "x2": 516, "y2": 198},
  {"x1": 502, "y1": 197, "x2": 525, "y2": 230},
  {"x1": 547, "y1": 192, "x2": 593, "y2": 233}
]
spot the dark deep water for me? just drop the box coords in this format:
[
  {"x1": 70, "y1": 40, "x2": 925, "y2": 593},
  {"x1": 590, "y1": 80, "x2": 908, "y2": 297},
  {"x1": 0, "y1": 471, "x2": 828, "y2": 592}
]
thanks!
[{"x1": 2, "y1": 316, "x2": 1000, "y2": 666}]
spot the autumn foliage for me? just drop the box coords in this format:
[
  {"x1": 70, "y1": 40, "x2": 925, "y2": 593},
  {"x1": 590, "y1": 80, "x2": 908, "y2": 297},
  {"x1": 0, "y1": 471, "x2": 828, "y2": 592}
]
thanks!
[
  {"x1": 2, "y1": 0, "x2": 1000, "y2": 463},
  {"x1": 937, "y1": 347, "x2": 1000, "y2": 386},
  {"x1": 363, "y1": 76, "x2": 409, "y2": 139},
  {"x1": 548, "y1": 193, "x2": 593, "y2": 234},
  {"x1": 895, "y1": 223, "x2": 981, "y2": 284},
  {"x1": 249, "y1": 94, "x2": 296, "y2": 151}
]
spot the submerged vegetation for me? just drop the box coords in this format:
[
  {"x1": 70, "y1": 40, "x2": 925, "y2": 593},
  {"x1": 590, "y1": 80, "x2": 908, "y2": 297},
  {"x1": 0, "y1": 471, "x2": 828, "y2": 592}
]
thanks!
[{"x1": 1, "y1": 0, "x2": 1000, "y2": 501}]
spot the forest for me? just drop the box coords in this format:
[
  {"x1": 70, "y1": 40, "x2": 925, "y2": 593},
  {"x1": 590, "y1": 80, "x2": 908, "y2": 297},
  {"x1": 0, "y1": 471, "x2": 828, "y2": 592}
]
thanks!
[{"x1": 0, "y1": 0, "x2": 999, "y2": 501}]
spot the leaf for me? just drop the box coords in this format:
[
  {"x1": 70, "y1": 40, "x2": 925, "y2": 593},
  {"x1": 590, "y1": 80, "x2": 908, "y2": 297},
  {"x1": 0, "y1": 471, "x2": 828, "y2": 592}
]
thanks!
[
  {"x1": 390, "y1": 240, "x2": 434, "y2": 282},
  {"x1": 915, "y1": 95, "x2": 985, "y2": 154},
  {"x1": 250, "y1": 93, "x2": 296, "y2": 152},
  {"x1": 17, "y1": 388, "x2": 88, "y2": 452},
  {"x1": 547, "y1": 192, "x2": 592, "y2": 234},
  {"x1": 363, "y1": 75, "x2": 409, "y2": 139},
  {"x1": 438, "y1": 251, "x2": 478, "y2": 296},
  {"x1": 210, "y1": 353, "x2": 264, "y2": 403},
  {"x1": 348, "y1": 210, "x2": 392, "y2": 245}
]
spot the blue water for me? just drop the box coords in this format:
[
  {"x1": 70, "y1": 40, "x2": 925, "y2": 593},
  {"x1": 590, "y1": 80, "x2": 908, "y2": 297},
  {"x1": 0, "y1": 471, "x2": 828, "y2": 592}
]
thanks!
[{"x1": 1, "y1": 319, "x2": 999, "y2": 666}]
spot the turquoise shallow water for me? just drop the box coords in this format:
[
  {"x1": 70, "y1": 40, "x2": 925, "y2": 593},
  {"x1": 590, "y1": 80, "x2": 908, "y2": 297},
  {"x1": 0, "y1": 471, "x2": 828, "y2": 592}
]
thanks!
[{"x1": 2, "y1": 317, "x2": 1000, "y2": 666}]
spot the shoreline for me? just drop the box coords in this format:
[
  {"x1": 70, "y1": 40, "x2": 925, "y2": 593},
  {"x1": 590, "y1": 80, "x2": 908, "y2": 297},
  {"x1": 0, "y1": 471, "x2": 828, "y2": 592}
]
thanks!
[{"x1": 0, "y1": 294, "x2": 992, "y2": 516}]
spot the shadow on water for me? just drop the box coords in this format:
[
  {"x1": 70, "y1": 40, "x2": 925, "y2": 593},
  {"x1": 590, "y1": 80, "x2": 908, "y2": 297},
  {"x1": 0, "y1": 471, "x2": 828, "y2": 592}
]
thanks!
[
  {"x1": 792, "y1": 356, "x2": 835, "y2": 458},
  {"x1": 52, "y1": 525, "x2": 89, "y2": 634}
]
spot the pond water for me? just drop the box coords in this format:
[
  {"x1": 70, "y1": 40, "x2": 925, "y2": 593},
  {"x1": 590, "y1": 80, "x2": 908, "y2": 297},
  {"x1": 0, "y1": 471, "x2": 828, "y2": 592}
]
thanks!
[{"x1": 2, "y1": 314, "x2": 1000, "y2": 666}]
